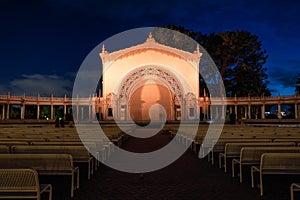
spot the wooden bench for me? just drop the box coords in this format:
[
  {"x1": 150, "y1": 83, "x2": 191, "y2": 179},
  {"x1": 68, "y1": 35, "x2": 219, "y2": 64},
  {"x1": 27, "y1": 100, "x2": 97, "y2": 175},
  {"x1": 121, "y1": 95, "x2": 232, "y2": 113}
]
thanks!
[
  {"x1": 47, "y1": 138, "x2": 109, "y2": 162},
  {"x1": 0, "y1": 154, "x2": 78, "y2": 198},
  {"x1": 12, "y1": 145, "x2": 93, "y2": 180},
  {"x1": 274, "y1": 139, "x2": 300, "y2": 144},
  {"x1": 201, "y1": 139, "x2": 272, "y2": 165},
  {"x1": 251, "y1": 153, "x2": 300, "y2": 196},
  {"x1": 0, "y1": 145, "x2": 10, "y2": 154},
  {"x1": 232, "y1": 147, "x2": 300, "y2": 183},
  {"x1": 219, "y1": 142, "x2": 295, "y2": 172},
  {"x1": 0, "y1": 141, "x2": 29, "y2": 146},
  {"x1": 290, "y1": 183, "x2": 300, "y2": 200},
  {"x1": 31, "y1": 141, "x2": 99, "y2": 171},
  {"x1": 0, "y1": 168, "x2": 52, "y2": 200}
]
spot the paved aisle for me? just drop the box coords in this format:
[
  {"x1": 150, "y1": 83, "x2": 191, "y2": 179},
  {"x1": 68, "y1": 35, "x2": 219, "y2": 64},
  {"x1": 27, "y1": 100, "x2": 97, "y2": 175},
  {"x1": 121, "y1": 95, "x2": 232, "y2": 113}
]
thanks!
[{"x1": 66, "y1": 128, "x2": 273, "y2": 200}]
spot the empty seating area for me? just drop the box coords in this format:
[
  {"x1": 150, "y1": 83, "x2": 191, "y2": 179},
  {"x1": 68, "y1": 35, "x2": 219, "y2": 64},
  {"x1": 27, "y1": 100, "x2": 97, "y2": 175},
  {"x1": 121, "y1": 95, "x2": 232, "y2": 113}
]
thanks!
[
  {"x1": 174, "y1": 124, "x2": 300, "y2": 199},
  {"x1": 1, "y1": 123, "x2": 300, "y2": 199},
  {"x1": 0, "y1": 124, "x2": 130, "y2": 199}
]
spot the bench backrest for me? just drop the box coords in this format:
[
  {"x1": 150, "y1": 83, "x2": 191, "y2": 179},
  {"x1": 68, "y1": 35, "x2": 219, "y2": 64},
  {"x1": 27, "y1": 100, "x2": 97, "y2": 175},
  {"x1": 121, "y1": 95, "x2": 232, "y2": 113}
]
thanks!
[
  {"x1": 0, "y1": 141, "x2": 29, "y2": 146},
  {"x1": 0, "y1": 169, "x2": 40, "y2": 195},
  {"x1": 30, "y1": 142, "x2": 98, "y2": 155},
  {"x1": 0, "y1": 154, "x2": 73, "y2": 171},
  {"x1": 209, "y1": 139, "x2": 273, "y2": 152},
  {"x1": 12, "y1": 145, "x2": 91, "y2": 162},
  {"x1": 260, "y1": 153, "x2": 300, "y2": 172},
  {"x1": 0, "y1": 145, "x2": 10, "y2": 154},
  {"x1": 47, "y1": 138, "x2": 105, "y2": 152},
  {"x1": 274, "y1": 139, "x2": 300, "y2": 144},
  {"x1": 225, "y1": 142, "x2": 295, "y2": 156},
  {"x1": 0, "y1": 138, "x2": 46, "y2": 142},
  {"x1": 240, "y1": 147, "x2": 300, "y2": 163}
]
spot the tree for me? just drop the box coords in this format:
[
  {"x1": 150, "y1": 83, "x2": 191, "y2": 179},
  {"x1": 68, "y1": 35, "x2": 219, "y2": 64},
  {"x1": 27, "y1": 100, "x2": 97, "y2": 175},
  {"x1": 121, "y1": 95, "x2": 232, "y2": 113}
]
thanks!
[{"x1": 163, "y1": 25, "x2": 271, "y2": 97}]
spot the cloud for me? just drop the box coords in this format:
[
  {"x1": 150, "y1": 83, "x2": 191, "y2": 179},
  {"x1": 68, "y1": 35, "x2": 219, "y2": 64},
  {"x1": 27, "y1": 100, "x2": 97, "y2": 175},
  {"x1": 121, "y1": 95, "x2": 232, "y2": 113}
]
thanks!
[
  {"x1": 268, "y1": 59, "x2": 300, "y2": 87},
  {"x1": 267, "y1": 59, "x2": 300, "y2": 95},
  {"x1": 0, "y1": 74, "x2": 74, "y2": 97}
]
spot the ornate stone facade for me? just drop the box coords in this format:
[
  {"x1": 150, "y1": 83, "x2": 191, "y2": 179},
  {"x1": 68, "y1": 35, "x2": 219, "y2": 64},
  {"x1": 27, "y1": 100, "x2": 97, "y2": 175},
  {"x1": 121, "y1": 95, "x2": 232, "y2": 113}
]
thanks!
[{"x1": 98, "y1": 33, "x2": 201, "y2": 121}]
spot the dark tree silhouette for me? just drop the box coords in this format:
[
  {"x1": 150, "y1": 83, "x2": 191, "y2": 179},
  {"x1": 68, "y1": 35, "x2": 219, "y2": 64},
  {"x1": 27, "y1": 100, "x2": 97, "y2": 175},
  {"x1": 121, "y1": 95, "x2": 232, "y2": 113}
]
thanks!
[{"x1": 162, "y1": 25, "x2": 271, "y2": 97}]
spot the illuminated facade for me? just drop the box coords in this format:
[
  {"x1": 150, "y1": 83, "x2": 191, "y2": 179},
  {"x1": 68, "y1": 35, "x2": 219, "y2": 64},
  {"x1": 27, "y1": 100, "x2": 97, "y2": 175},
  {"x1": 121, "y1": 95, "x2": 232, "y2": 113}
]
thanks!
[{"x1": 0, "y1": 34, "x2": 300, "y2": 122}]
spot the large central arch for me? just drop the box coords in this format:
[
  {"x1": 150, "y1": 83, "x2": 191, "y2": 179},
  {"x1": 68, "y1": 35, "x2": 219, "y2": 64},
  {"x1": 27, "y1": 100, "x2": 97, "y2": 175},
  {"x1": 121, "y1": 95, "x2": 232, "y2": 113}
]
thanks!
[{"x1": 115, "y1": 65, "x2": 184, "y2": 121}]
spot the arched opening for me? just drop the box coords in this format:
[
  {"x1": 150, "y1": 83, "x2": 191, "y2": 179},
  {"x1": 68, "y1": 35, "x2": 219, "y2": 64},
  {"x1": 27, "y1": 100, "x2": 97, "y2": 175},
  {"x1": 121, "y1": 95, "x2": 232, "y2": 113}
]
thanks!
[{"x1": 128, "y1": 80, "x2": 172, "y2": 122}]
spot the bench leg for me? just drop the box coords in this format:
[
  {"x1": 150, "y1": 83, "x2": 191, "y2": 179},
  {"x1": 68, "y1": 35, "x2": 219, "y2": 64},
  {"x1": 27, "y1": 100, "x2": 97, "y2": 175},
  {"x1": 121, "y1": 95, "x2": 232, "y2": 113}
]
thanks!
[
  {"x1": 231, "y1": 160, "x2": 236, "y2": 178},
  {"x1": 77, "y1": 168, "x2": 80, "y2": 189},
  {"x1": 211, "y1": 151, "x2": 215, "y2": 165},
  {"x1": 224, "y1": 157, "x2": 227, "y2": 173},
  {"x1": 47, "y1": 185, "x2": 53, "y2": 200},
  {"x1": 88, "y1": 160, "x2": 91, "y2": 180},
  {"x1": 290, "y1": 183, "x2": 300, "y2": 200},
  {"x1": 71, "y1": 173, "x2": 74, "y2": 198},
  {"x1": 207, "y1": 150, "x2": 211, "y2": 162},
  {"x1": 239, "y1": 163, "x2": 243, "y2": 183},
  {"x1": 219, "y1": 153, "x2": 223, "y2": 168},
  {"x1": 259, "y1": 173, "x2": 263, "y2": 196},
  {"x1": 251, "y1": 167, "x2": 255, "y2": 188},
  {"x1": 291, "y1": 184, "x2": 295, "y2": 200}
]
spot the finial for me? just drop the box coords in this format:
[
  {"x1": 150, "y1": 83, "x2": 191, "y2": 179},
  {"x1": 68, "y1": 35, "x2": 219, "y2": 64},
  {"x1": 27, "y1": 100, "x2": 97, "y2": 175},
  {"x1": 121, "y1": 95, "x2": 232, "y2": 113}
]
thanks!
[
  {"x1": 197, "y1": 44, "x2": 200, "y2": 53},
  {"x1": 102, "y1": 44, "x2": 105, "y2": 53},
  {"x1": 146, "y1": 32, "x2": 155, "y2": 42}
]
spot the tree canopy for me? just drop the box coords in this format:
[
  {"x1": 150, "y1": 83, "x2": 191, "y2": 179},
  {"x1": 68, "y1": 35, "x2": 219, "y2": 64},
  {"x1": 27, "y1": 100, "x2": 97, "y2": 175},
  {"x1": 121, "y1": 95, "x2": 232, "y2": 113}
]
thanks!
[{"x1": 162, "y1": 25, "x2": 271, "y2": 97}]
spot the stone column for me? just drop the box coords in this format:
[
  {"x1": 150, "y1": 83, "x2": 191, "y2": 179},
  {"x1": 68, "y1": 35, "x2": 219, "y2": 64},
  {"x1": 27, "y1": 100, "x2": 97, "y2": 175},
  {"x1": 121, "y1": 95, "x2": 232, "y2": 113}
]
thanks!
[
  {"x1": 278, "y1": 103, "x2": 281, "y2": 119},
  {"x1": 115, "y1": 99, "x2": 119, "y2": 121},
  {"x1": 50, "y1": 105, "x2": 54, "y2": 119},
  {"x1": 234, "y1": 105, "x2": 238, "y2": 119},
  {"x1": 248, "y1": 104, "x2": 251, "y2": 119},
  {"x1": 91, "y1": 102, "x2": 96, "y2": 121},
  {"x1": 37, "y1": 105, "x2": 40, "y2": 120},
  {"x1": 21, "y1": 104, "x2": 25, "y2": 119},
  {"x1": 88, "y1": 105, "x2": 91, "y2": 121},
  {"x1": 6, "y1": 104, "x2": 10, "y2": 119},
  {"x1": 222, "y1": 105, "x2": 226, "y2": 120},
  {"x1": 261, "y1": 104, "x2": 265, "y2": 119},
  {"x1": 182, "y1": 98, "x2": 186, "y2": 120},
  {"x1": 76, "y1": 105, "x2": 79, "y2": 121},
  {"x1": 64, "y1": 104, "x2": 67, "y2": 119},
  {"x1": 295, "y1": 104, "x2": 298, "y2": 119},
  {"x1": 2, "y1": 105, "x2": 5, "y2": 119},
  {"x1": 170, "y1": 100, "x2": 175, "y2": 121}
]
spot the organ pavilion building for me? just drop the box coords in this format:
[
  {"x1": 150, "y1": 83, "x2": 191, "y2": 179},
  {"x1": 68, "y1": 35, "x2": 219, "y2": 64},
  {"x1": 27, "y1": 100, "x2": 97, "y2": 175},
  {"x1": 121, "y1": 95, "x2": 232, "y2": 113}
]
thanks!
[{"x1": 0, "y1": 33, "x2": 300, "y2": 122}]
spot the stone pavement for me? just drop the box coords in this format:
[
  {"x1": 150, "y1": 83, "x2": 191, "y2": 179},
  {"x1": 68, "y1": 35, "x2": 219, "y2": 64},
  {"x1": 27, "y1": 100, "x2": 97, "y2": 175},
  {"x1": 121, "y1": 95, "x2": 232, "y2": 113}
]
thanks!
[{"x1": 51, "y1": 128, "x2": 294, "y2": 200}]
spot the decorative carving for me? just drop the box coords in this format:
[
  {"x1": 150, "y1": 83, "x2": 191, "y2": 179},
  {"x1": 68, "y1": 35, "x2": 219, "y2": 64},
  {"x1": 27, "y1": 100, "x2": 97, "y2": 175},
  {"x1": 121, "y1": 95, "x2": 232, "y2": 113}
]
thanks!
[
  {"x1": 185, "y1": 92, "x2": 197, "y2": 107},
  {"x1": 118, "y1": 66, "x2": 183, "y2": 101}
]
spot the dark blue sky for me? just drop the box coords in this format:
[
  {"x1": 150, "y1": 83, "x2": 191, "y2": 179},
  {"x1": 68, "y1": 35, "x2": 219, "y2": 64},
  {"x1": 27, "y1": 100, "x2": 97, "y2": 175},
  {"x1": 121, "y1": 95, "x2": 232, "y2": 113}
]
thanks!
[{"x1": 0, "y1": 0, "x2": 299, "y2": 96}]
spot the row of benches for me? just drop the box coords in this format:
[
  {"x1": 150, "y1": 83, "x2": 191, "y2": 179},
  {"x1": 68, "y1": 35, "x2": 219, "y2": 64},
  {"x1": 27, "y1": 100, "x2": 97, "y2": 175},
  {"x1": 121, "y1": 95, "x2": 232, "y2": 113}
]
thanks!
[
  {"x1": 0, "y1": 144, "x2": 97, "y2": 179},
  {"x1": 0, "y1": 134, "x2": 128, "y2": 199},
  {"x1": 0, "y1": 124, "x2": 132, "y2": 199},
  {"x1": 0, "y1": 154, "x2": 77, "y2": 198},
  {"x1": 174, "y1": 132, "x2": 300, "y2": 198}
]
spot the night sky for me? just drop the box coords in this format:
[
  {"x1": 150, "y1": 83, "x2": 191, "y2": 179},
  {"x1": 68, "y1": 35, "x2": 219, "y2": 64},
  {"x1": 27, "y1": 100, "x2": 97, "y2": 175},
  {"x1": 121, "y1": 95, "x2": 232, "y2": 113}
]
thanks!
[{"x1": 0, "y1": 0, "x2": 299, "y2": 97}]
